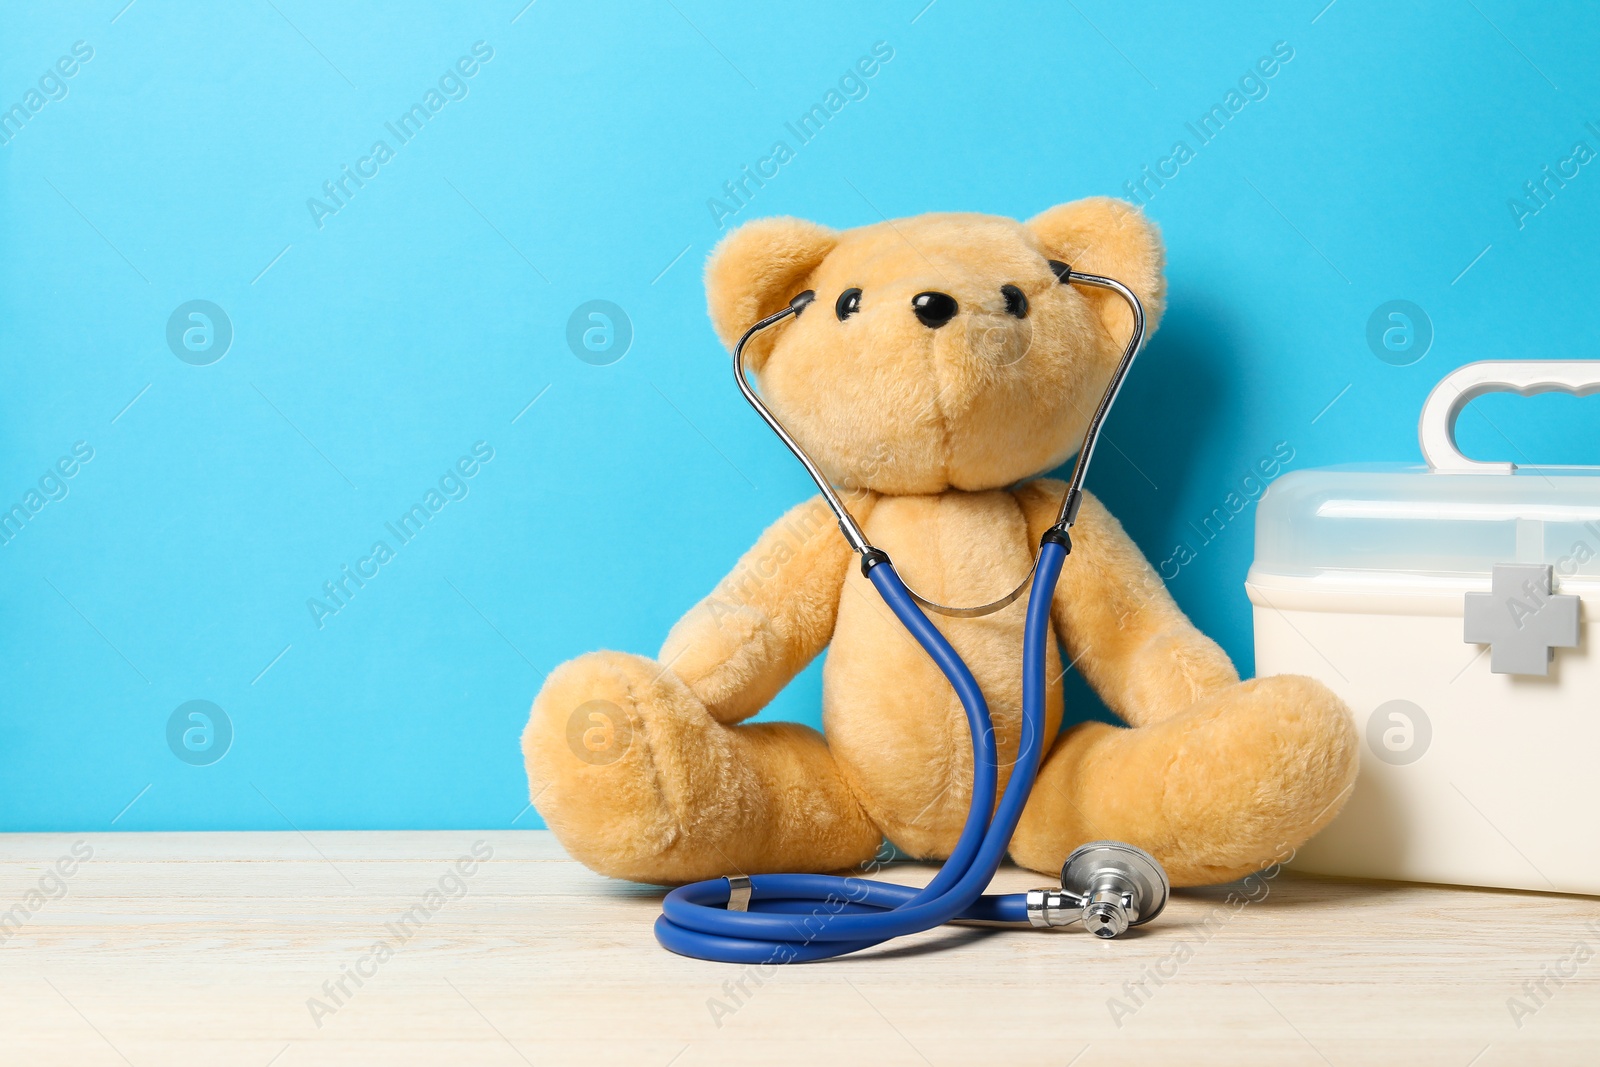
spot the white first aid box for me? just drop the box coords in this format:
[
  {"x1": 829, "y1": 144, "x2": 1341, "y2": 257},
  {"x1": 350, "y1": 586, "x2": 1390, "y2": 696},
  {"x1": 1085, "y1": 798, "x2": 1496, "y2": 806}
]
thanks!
[{"x1": 1249, "y1": 361, "x2": 1600, "y2": 895}]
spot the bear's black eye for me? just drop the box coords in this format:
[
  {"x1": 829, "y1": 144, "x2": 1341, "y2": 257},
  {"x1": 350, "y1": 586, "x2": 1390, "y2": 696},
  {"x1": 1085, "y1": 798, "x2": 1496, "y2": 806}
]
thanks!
[
  {"x1": 835, "y1": 288, "x2": 862, "y2": 321},
  {"x1": 1001, "y1": 284, "x2": 1028, "y2": 319}
]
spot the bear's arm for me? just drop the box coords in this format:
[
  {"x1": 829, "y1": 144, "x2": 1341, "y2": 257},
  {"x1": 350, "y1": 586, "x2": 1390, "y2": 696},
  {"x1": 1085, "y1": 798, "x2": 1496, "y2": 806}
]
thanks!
[
  {"x1": 1016, "y1": 480, "x2": 1238, "y2": 727},
  {"x1": 657, "y1": 493, "x2": 871, "y2": 724}
]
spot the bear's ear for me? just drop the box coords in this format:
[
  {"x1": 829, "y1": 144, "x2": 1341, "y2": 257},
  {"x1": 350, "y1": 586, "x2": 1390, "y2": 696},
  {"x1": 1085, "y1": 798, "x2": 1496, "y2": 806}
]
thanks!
[
  {"x1": 705, "y1": 216, "x2": 837, "y2": 359},
  {"x1": 1026, "y1": 197, "x2": 1165, "y2": 342}
]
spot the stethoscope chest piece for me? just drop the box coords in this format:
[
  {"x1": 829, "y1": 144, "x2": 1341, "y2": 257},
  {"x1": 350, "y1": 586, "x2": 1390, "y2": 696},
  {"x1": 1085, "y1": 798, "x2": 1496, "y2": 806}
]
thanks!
[
  {"x1": 1027, "y1": 841, "x2": 1170, "y2": 937},
  {"x1": 1069, "y1": 841, "x2": 1170, "y2": 936}
]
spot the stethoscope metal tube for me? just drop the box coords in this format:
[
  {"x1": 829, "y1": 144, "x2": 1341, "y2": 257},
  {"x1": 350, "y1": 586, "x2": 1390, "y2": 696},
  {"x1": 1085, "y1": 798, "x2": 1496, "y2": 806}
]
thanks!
[
  {"x1": 654, "y1": 264, "x2": 1165, "y2": 964},
  {"x1": 1053, "y1": 272, "x2": 1147, "y2": 531},
  {"x1": 731, "y1": 291, "x2": 875, "y2": 557}
]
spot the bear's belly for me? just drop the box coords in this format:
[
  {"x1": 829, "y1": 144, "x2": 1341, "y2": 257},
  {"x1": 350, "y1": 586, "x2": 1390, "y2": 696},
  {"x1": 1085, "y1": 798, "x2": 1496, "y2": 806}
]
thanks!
[{"x1": 822, "y1": 489, "x2": 1064, "y2": 858}]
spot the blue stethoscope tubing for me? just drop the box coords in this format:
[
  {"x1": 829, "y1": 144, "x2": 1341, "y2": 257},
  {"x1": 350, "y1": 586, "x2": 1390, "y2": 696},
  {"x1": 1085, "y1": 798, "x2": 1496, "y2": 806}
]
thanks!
[{"x1": 654, "y1": 538, "x2": 1066, "y2": 964}]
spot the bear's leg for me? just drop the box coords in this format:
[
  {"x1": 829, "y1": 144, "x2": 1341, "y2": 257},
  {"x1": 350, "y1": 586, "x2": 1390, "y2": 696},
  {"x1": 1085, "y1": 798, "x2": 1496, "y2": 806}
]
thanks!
[
  {"x1": 523, "y1": 650, "x2": 883, "y2": 885},
  {"x1": 1009, "y1": 674, "x2": 1357, "y2": 886}
]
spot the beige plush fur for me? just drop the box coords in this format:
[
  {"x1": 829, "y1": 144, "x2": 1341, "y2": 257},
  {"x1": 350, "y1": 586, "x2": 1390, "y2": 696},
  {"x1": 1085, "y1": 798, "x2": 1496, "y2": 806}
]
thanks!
[{"x1": 523, "y1": 198, "x2": 1358, "y2": 887}]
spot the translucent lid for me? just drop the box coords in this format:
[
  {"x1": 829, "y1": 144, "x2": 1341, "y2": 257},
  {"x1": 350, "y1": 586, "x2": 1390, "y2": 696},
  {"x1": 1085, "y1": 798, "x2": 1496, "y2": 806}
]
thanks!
[
  {"x1": 1254, "y1": 464, "x2": 1600, "y2": 579},
  {"x1": 1255, "y1": 360, "x2": 1600, "y2": 580}
]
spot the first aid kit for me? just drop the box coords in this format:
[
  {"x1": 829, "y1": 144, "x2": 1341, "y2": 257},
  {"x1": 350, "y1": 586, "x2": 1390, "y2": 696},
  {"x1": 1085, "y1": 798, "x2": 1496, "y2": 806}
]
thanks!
[{"x1": 1249, "y1": 361, "x2": 1600, "y2": 895}]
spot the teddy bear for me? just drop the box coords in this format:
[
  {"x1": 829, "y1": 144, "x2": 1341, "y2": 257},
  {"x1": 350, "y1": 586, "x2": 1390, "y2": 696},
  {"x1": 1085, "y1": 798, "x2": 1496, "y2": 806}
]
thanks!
[{"x1": 522, "y1": 196, "x2": 1359, "y2": 889}]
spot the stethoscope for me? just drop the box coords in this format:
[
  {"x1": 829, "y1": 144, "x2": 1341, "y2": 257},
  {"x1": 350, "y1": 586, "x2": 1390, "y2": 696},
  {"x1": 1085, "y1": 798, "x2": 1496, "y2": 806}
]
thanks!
[{"x1": 655, "y1": 263, "x2": 1170, "y2": 964}]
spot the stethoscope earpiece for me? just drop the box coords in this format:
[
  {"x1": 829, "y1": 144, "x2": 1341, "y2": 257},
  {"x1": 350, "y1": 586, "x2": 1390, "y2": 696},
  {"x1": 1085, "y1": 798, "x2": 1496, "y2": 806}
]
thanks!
[{"x1": 730, "y1": 267, "x2": 1145, "y2": 618}]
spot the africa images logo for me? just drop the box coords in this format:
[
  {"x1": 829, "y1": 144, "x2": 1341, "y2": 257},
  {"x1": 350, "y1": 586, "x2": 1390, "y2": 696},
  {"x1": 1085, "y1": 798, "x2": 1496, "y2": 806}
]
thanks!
[
  {"x1": 706, "y1": 41, "x2": 894, "y2": 229},
  {"x1": 0, "y1": 40, "x2": 94, "y2": 148},
  {"x1": 306, "y1": 442, "x2": 495, "y2": 630},
  {"x1": 305, "y1": 42, "x2": 495, "y2": 230}
]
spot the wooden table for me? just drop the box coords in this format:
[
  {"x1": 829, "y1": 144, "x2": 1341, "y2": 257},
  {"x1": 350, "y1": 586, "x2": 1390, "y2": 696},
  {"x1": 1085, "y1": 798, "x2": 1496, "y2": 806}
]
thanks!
[{"x1": 0, "y1": 831, "x2": 1596, "y2": 1065}]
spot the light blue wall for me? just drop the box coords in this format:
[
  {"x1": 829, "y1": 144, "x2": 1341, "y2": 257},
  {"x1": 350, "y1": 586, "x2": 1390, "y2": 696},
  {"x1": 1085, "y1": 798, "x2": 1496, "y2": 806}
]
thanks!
[{"x1": 3, "y1": 1, "x2": 1598, "y2": 830}]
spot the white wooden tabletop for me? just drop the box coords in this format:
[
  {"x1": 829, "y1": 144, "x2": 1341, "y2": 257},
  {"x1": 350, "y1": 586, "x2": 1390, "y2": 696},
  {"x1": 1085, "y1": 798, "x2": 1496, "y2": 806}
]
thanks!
[{"x1": 0, "y1": 831, "x2": 1595, "y2": 1065}]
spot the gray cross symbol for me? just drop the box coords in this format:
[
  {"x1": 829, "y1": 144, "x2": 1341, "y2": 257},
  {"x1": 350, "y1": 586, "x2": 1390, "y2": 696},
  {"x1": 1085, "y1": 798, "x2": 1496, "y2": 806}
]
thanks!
[{"x1": 1463, "y1": 563, "x2": 1581, "y2": 676}]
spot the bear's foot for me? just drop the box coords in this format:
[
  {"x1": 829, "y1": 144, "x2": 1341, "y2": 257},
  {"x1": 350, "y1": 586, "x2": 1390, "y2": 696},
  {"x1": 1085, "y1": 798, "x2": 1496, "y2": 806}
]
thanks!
[
  {"x1": 1010, "y1": 674, "x2": 1358, "y2": 886},
  {"x1": 523, "y1": 650, "x2": 883, "y2": 885}
]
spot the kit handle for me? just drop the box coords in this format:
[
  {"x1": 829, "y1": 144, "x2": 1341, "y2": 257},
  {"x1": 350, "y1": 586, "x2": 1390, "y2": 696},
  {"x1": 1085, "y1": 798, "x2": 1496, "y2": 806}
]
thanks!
[{"x1": 1419, "y1": 360, "x2": 1600, "y2": 473}]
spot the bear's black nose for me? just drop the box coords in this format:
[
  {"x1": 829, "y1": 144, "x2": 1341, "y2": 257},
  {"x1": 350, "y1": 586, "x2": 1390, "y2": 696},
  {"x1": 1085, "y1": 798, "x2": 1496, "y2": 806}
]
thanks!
[{"x1": 911, "y1": 291, "x2": 958, "y2": 328}]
